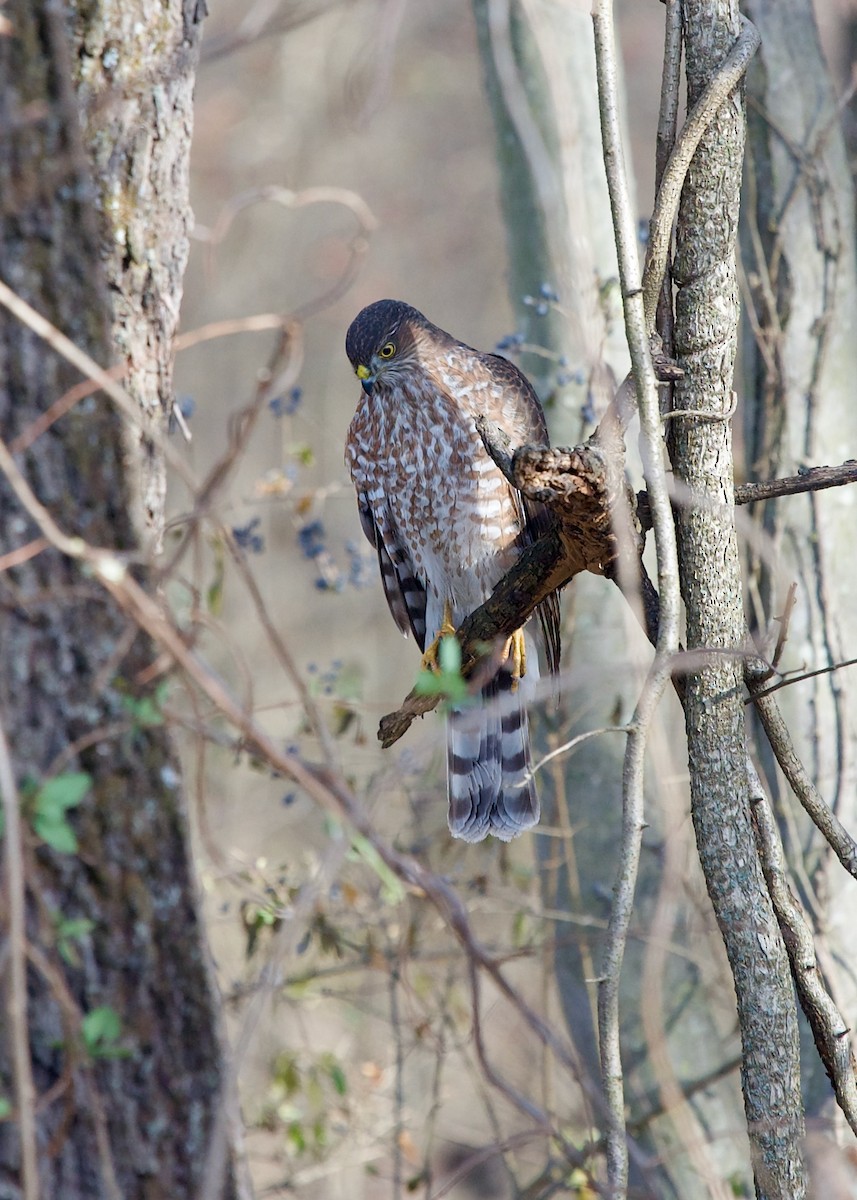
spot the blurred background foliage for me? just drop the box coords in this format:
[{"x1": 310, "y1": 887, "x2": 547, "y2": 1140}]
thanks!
[{"x1": 164, "y1": 2, "x2": 857, "y2": 1196}]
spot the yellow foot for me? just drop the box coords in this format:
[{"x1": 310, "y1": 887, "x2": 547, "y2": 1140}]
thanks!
[
  {"x1": 420, "y1": 599, "x2": 457, "y2": 672},
  {"x1": 502, "y1": 628, "x2": 527, "y2": 691}
]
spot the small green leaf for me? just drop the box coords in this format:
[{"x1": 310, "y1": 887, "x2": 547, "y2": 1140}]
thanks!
[
  {"x1": 58, "y1": 917, "x2": 95, "y2": 939},
  {"x1": 121, "y1": 692, "x2": 164, "y2": 728},
  {"x1": 348, "y1": 835, "x2": 405, "y2": 905},
  {"x1": 412, "y1": 636, "x2": 472, "y2": 708},
  {"x1": 328, "y1": 1062, "x2": 347, "y2": 1097},
  {"x1": 135, "y1": 697, "x2": 164, "y2": 727},
  {"x1": 413, "y1": 667, "x2": 469, "y2": 707},
  {"x1": 34, "y1": 814, "x2": 78, "y2": 853},
  {"x1": 207, "y1": 538, "x2": 225, "y2": 616},
  {"x1": 511, "y1": 909, "x2": 528, "y2": 948},
  {"x1": 37, "y1": 773, "x2": 91, "y2": 813},
  {"x1": 287, "y1": 1120, "x2": 306, "y2": 1154},
  {"x1": 82, "y1": 1005, "x2": 122, "y2": 1056},
  {"x1": 55, "y1": 916, "x2": 95, "y2": 966},
  {"x1": 413, "y1": 670, "x2": 444, "y2": 696},
  {"x1": 32, "y1": 773, "x2": 91, "y2": 853},
  {"x1": 272, "y1": 1052, "x2": 301, "y2": 1096},
  {"x1": 438, "y1": 635, "x2": 461, "y2": 674},
  {"x1": 207, "y1": 576, "x2": 223, "y2": 616},
  {"x1": 312, "y1": 1116, "x2": 328, "y2": 1147}
]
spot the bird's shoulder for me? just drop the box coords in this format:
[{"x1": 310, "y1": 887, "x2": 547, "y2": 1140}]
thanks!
[{"x1": 470, "y1": 350, "x2": 549, "y2": 445}]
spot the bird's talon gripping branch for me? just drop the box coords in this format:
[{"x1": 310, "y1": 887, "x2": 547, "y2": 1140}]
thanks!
[
  {"x1": 420, "y1": 599, "x2": 457, "y2": 673},
  {"x1": 503, "y1": 628, "x2": 527, "y2": 691}
]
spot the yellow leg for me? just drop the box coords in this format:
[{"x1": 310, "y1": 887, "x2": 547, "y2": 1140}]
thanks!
[
  {"x1": 420, "y1": 599, "x2": 457, "y2": 672},
  {"x1": 502, "y1": 628, "x2": 527, "y2": 691}
]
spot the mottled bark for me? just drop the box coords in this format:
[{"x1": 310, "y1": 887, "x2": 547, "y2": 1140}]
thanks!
[
  {"x1": 0, "y1": 4, "x2": 241, "y2": 1199},
  {"x1": 672, "y1": 2, "x2": 806, "y2": 1195},
  {"x1": 472, "y1": 5, "x2": 753, "y2": 1194},
  {"x1": 740, "y1": 0, "x2": 857, "y2": 1116}
]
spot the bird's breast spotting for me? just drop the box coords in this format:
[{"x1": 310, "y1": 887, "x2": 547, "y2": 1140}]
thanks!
[{"x1": 346, "y1": 373, "x2": 522, "y2": 606}]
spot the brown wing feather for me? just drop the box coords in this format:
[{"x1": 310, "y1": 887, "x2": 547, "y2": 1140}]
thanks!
[
  {"x1": 484, "y1": 352, "x2": 550, "y2": 442},
  {"x1": 481, "y1": 353, "x2": 562, "y2": 676}
]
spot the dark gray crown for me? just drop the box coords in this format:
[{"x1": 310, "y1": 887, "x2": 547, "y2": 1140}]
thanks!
[{"x1": 345, "y1": 299, "x2": 425, "y2": 366}]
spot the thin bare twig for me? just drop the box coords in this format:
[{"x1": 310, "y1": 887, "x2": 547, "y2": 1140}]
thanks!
[
  {"x1": 427, "y1": 1127, "x2": 548, "y2": 1200},
  {"x1": 639, "y1": 719, "x2": 735, "y2": 1200},
  {"x1": 747, "y1": 655, "x2": 857, "y2": 703},
  {"x1": 200, "y1": 0, "x2": 340, "y2": 63},
  {"x1": 528, "y1": 725, "x2": 629, "y2": 779},
  {"x1": 3, "y1": 178, "x2": 374, "y2": 475},
  {"x1": 199, "y1": 186, "x2": 377, "y2": 309},
  {"x1": 770, "y1": 582, "x2": 798, "y2": 672},
  {"x1": 0, "y1": 537, "x2": 47, "y2": 572},
  {"x1": 0, "y1": 718, "x2": 40, "y2": 1200},
  {"x1": 0, "y1": 277, "x2": 199, "y2": 495},
  {"x1": 592, "y1": 0, "x2": 681, "y2": 1192},
  {"x1": 9, "y1": 365, "x2": 127, "y2": 454},
  {"x1": 465, "y1": 953, "x2": 582, "y2": 1162},
  {"x1": 746, "y1": 667, "x2": 857, "y2": 881},
  {"x1": 734, "y1": 459, "x2": 857, "y2": 505},
  {"x1": 662, "y1": 391, "x2": 739, "y2": 423},
  {"x1": 747, "y1": 761, "x2": 857, "y2": 1135},
  {"x1": 174, "y1": 312, "x2": 290, "y2": 353}
]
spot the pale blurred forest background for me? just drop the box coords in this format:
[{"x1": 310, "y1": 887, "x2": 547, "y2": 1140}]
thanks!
[{"x1": 162, "y1": 2, "x2": 857, "y2": 1196}]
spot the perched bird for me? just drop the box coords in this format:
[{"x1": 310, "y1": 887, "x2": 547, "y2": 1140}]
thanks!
[{"x1": 345, "y1": 300, "x2": 560, "y2": 842}]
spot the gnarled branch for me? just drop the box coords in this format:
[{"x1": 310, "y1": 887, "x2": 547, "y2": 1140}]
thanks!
[
  {"x1": 378, "y1": 432, "x2": 857, "y2": 748},
  {"x1": 377, "y1": 421, "x2": 638, "y2": 748}
]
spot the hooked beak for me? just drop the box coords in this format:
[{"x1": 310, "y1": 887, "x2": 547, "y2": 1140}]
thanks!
[{"x1": 356, "y1": 363, "x2": 374, "y2": 394}]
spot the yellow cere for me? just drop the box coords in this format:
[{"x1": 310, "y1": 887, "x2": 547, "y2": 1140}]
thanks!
[{"x1": 356, "y1": 364, "x2": 371, "y2": 380}]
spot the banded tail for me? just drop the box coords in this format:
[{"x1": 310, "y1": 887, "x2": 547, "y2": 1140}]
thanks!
[{"x1": 446, "y1": 665, "x2": 538, "y2": 843}]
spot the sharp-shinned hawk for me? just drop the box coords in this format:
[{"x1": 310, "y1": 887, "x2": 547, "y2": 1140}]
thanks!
[{"x1": 345, "y1": 299, "x2": 560, "y2": 843}]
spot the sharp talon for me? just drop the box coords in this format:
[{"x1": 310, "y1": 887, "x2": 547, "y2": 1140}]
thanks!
[
  {"x1": 421, "y1": 599, "x2": 457, "y2": 672},
  {"x1": 420, "y1": 639, "x2": 442, "y2": 673},
  {"x1": 503, "y1": 629, "x2": 527, "y2": 691}
]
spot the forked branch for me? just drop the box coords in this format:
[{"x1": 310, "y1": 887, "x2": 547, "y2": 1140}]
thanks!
[
  {"x1": 377, "y1": 437, "x2": 857, "y2": 746},
  {"x1": 747, "y1": 762, "x2": 857, "y2": 1136},
  {"x1": 378, "y1": 422, "x2": 635, "y2": 748}
]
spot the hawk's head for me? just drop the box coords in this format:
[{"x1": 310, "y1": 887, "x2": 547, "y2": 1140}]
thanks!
[{"x1": 345, "y1": 299, "x2": 429, "y2": 394}]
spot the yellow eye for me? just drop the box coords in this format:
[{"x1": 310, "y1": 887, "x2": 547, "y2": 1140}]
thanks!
[{"x1": 378, "y1": 342, "x2": 396, "y2": 359}]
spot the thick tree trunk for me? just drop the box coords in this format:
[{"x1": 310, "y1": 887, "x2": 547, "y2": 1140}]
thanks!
[
  {"x1": 672, "y1": 2, "x2": 806, "y2": 1195},
  {"x1": 740, "y1": 0, "x2": 857, "y2": 1119},
  {"x1": 473, "y1": 4, "x2": 759, "y2": 1193},
  {"x1": 0, "y1": 4, "x2": 241, "y2": 1197}
]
